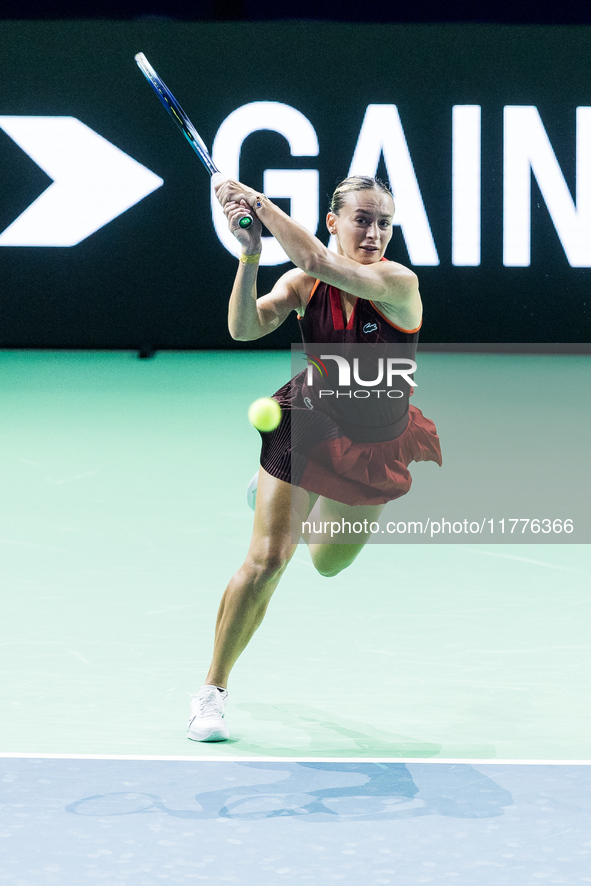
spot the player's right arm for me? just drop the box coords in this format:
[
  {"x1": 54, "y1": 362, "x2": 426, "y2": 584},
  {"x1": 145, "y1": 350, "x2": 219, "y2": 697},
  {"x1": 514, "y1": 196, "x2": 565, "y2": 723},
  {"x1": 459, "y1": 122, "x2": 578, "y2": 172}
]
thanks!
[{"x1": 225, "y1": 199, "x2": 309, "y2": 341}]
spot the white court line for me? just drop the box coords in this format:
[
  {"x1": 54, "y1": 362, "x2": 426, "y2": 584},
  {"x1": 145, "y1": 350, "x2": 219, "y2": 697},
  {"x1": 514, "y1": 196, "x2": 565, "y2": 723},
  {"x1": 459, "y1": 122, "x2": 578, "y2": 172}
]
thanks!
[
  {"x1": 0, "y1": 538, "x2": 69, "y2": 554},
  {"x1": 1, "y1": 752, "x2": 590, "y2": 765},
  {"x1": 144, "y1": 603, "x2": 200, "y2": 615},
  {"x1": 461, "y1": 547, "x2": 588, "y2": 574},
  {"x1": 47, "y1": 470, "x2": 98, "y2": 485}
]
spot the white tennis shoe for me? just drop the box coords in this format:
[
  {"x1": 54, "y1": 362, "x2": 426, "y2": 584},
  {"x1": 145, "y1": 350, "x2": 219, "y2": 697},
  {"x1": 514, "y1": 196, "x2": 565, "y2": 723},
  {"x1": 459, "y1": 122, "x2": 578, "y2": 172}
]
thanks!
[
  {"x1": 246, "y1": 471, "x2": 258, "y2": 511},
  {"x1": 187, "y1": 685, "x2": 229, "y2": 742}
]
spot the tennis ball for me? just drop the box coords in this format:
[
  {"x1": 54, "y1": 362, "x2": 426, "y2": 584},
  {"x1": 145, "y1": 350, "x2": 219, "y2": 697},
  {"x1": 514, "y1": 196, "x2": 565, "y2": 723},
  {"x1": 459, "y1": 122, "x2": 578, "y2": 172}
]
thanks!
[{"x1": 248, "y1": 397, "x2": 281, "y2": 432}]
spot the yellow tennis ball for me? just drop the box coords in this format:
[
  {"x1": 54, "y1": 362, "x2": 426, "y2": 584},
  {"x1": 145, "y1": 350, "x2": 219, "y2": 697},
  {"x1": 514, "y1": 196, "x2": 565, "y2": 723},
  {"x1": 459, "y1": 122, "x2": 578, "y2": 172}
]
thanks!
[{"x1": 248, "y1": 397, "x2": 281, "y2": 432}]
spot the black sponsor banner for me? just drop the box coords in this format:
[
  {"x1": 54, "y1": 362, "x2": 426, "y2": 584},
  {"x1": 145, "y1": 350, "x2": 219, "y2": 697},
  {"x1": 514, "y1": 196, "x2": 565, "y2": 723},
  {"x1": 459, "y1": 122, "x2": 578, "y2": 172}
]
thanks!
[{"x1": 1, "y1": 21, "x2": 590, "y2": 348}]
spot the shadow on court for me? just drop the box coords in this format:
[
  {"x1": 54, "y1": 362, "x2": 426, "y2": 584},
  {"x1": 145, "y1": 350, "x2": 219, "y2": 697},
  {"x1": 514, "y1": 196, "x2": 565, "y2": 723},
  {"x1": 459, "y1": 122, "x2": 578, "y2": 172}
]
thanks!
[
  {"x1": 229, "y1": 703, "x2": 441, "y2": 757},
  {"x1": 65, "y1": 762, "x2": 513, "y2": 822}
]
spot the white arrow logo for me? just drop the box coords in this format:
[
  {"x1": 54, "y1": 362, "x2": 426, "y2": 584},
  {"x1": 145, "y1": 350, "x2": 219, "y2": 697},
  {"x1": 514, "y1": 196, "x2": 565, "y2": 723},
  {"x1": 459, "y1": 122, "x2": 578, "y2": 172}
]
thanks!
[{"x1": 0, "y1": 116, "x2": 163, "y2": 246}]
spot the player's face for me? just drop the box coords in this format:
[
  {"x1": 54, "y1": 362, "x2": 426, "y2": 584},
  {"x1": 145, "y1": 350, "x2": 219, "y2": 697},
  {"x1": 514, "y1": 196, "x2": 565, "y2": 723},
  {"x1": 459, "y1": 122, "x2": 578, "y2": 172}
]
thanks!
[{"x1": 327, "y1": 189, "x2": 394, "y2": 263}]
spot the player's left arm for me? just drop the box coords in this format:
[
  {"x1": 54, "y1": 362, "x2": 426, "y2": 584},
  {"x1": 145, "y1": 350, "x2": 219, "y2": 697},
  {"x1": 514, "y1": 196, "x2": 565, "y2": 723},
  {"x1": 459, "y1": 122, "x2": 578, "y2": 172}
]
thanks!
[{"x1": 214, "y1": 179, "x2": 420, "y2": 316}]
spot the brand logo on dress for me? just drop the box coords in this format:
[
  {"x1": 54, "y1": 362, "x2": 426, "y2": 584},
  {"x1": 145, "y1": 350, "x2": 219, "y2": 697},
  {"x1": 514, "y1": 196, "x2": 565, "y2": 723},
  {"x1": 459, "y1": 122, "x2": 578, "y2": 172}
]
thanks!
[{"x1": 363, "y1": 322, "x2": 378, "y2": 334}]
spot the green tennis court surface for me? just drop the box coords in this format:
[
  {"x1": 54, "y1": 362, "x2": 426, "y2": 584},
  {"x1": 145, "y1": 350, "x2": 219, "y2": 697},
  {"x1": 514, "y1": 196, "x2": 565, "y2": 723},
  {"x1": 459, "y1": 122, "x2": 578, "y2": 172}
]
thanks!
[{"x1": 0, "y1": 350, "x2": 589, "y2": 758}]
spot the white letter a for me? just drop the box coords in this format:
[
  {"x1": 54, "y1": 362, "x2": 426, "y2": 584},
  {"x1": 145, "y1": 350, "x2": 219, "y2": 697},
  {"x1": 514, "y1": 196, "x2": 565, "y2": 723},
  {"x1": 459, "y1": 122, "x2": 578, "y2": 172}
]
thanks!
[{"x1": 348, "y1": 105, "x2": 438, "y2": 266}]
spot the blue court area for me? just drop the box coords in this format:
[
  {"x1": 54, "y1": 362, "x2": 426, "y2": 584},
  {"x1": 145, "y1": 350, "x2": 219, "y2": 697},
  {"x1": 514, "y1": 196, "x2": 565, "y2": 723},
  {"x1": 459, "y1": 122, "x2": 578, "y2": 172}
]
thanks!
[
  {"x1": 0, "y1": 350, "x2": 590, "y2": 759},
  {"x1": 1, "y1": 757, "x2": 590, "y2": 884}
]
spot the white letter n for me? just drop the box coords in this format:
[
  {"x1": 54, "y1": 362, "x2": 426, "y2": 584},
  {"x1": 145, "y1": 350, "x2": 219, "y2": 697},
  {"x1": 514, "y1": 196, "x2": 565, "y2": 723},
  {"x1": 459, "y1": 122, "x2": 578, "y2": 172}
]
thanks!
[{"x1": 504, "y1": 106, "x2": 591, "y2": 267}]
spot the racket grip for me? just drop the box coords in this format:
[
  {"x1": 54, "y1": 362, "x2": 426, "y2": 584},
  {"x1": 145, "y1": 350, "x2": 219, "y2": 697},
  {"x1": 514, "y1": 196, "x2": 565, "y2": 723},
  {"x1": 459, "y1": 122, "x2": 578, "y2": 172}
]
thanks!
[{"x1": 211, "y1": 173, "x2": 253, "y2": 229}]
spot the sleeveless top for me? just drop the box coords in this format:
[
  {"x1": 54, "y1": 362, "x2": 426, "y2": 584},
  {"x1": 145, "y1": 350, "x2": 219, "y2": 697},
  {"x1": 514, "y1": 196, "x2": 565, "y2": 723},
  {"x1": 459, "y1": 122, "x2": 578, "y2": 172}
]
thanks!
[{"x1": 297, "y1": 279, "x2": 421, "y2": 443}]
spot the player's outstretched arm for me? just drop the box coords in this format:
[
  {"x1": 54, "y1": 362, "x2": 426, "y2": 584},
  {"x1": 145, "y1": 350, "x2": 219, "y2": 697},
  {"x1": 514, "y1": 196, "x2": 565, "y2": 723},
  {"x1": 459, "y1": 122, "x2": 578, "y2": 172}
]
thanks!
[
  {"x1": 224, "y1": 200, "x2": 305, "y2": 341},
  {"x1": 216, "y1": 180, "x2": 419, "y2": 312}
]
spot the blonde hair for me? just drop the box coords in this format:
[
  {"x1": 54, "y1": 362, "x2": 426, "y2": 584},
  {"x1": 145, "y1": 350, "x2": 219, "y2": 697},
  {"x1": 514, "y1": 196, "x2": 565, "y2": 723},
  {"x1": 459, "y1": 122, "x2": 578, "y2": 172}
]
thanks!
[{"x1": 330, "y1": 175, "x2": 394, "y2": 214}]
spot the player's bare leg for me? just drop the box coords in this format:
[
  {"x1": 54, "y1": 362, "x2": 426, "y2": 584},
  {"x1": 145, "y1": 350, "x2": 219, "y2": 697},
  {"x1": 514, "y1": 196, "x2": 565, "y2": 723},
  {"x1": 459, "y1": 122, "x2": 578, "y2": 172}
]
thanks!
[
  {"x1": 205, "y1": 469, "x2": 315, "y2": 687},
  {"x1": 302, "y1": 497, "x2": 386, "y2": 577},
  {"x1": 188, "y1": 470, "x2": 315, "y2": 741}
]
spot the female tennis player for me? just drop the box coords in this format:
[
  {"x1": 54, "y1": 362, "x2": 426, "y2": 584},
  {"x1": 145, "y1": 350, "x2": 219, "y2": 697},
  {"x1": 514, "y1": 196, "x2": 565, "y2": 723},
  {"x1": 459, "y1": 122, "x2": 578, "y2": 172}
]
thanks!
[{"x1": 187, "y1": 175, "x2": 441, "y2": 742}]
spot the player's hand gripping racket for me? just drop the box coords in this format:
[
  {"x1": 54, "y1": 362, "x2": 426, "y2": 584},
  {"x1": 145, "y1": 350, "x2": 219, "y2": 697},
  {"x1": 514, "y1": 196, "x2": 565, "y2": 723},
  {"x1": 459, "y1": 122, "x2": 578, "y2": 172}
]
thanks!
[{"x1": 134, "y1": 52, "x2": 252, "y2": 229}]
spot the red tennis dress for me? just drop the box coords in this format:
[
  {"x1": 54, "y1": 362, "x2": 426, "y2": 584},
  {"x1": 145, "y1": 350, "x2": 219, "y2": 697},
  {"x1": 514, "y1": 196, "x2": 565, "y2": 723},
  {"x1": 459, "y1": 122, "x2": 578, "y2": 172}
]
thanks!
[{"x1": 259, "y1": 279, "x2": 442, "y2": 506}]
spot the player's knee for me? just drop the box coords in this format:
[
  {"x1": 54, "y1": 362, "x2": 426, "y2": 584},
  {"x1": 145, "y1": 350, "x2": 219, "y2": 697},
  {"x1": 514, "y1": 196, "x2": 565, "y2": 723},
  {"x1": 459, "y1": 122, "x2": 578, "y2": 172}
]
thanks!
[
  {"x1": 243, "y1": 547, "x2": 290, "y2": 587},
  {"x1": 312, "y1": 554, "x2": 354, "y2": 578}
]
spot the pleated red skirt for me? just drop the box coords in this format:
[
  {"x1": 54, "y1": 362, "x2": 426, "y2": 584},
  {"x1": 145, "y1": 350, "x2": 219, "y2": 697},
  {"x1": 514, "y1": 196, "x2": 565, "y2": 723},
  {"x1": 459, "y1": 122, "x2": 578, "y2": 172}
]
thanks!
[{"x1": 259, "y1": 375, "x2": 442, "y2": 507}]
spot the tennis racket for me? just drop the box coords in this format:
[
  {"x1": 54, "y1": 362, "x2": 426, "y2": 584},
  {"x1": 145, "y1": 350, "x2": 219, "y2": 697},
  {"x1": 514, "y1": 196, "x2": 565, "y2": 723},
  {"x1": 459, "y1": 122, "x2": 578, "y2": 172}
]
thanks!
[{"x1": 134, "y1": 52, "x2": 252, "y2": 229}]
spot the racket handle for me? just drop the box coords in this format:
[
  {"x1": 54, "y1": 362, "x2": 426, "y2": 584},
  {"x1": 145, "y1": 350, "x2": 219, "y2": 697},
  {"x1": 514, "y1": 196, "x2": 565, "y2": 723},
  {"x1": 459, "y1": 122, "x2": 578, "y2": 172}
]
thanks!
[{"x1": 211, "y1": 172, "x2": 253, "y2": 229}]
